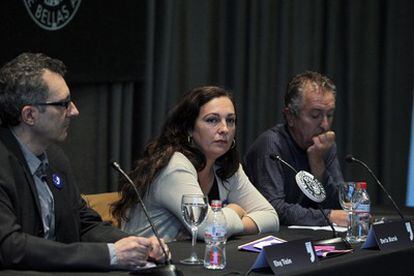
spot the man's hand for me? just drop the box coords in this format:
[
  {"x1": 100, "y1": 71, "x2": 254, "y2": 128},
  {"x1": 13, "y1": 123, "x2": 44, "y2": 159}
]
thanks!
[
  {"x1": 308, "y1": 131, "x2": 336, "y2": 159},
  {"x1": 329, "y1": 209, "x2": 348, "y2": 227},
  {"x1": 114, "y1": 236, "x2": 152, "y2": 268},
  {"x1": 307, "y1": 131, "x2": 336, "y2": 181},
  {"x1": 147, "y1": 236, "x2": 170, "y2": 263}
]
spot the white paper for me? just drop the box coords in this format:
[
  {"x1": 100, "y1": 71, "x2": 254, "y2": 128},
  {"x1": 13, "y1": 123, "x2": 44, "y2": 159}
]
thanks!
[
  {"x1": 253, "y1": 239, "x2": 284, "y2": 249},
  {"x1": 288, "y1": 225, "x2": 348, "y2": 232},
  {"x1": 131, "y1": 261, "x2": 157, "y2": 271}
]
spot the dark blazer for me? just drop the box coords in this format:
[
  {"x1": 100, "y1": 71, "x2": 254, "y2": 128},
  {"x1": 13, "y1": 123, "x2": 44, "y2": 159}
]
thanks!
[{"x1": 0, "y1": 127, "x2": 129, "y2": 270}]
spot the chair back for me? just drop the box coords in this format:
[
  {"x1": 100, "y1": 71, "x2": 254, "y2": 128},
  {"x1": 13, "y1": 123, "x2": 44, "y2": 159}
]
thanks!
[{"x1": 82, "y1": 192, "x2": 120, "y2": 227}]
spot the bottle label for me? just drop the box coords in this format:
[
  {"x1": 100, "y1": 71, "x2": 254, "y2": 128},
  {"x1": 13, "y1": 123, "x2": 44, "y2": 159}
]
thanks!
[
  {"x1": 206, "y1": 225, "x2": 226, "y2": 238},
  {"x1": 354, "y1": 203, "x2": 370, "y2": 213},
  {"x1": 209, "y1": 246, "x2": 221, "y2": 265}
]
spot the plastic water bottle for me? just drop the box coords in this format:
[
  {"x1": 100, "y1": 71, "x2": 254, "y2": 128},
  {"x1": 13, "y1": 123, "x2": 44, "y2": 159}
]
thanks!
[
  {"x1": 204, "y1": 200, "x2": 227, "y2": 270},
  {"x1": 351, "y1": 182, "x2": 371, "y2": 242}
]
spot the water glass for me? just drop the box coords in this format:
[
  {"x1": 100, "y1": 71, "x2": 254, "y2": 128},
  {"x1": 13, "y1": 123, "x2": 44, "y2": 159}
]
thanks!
[
  {"x1": 180, "y1": 194, "x2": 208, "y2": 265},
  {"x1": 338, "y1": 181, "x2": 357, "y2": 243}
]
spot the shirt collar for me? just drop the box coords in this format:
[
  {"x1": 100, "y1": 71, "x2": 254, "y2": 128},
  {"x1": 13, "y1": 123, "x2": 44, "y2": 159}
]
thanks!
[{"x1": 10, "y1": 128, "x2": 49, "y2": 176}]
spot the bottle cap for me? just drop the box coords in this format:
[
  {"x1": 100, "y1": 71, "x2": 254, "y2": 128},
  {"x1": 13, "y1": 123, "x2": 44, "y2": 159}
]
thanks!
[
  {"x1": 210, "y1": 200, "x2": 222, "y2": 208},
  {"x1": 357, "y1": 181, "x2": 367, "y2": 189}
]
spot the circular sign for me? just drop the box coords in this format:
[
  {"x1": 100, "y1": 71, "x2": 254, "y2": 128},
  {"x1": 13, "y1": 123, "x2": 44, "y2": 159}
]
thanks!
[
  {"x1": 295, "y1": 170, "x2": 326, "y2": 203},
  {"x1": 23, "y1": 0, "x2": 82, "y2": 31}
]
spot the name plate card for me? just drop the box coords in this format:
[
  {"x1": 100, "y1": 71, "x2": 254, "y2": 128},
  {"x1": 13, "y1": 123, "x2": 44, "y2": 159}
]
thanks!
[
  {"x1": 250, "y1": 239, "x2": 317, "y2": 274},
  {"x1": 362, "y1": 221, "x2": 414, "y2": 251}
]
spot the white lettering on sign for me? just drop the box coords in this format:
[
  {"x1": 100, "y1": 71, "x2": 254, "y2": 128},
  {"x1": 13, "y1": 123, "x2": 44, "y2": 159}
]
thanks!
[
  {"x1": 273, "y1": 258, "x2": 293, "y2": 268},
  {"x1": 23, "y1": 0, "x2": 82, "y2": 31},
  {"x1": 380, "y1": 235, "x2": 398, "y2": 244}
]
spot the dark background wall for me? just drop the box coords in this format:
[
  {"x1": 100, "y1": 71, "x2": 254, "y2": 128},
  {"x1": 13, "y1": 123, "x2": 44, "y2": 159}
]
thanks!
[{"x1": 1, "y1": 0, "x2": 413, "y2": 207}]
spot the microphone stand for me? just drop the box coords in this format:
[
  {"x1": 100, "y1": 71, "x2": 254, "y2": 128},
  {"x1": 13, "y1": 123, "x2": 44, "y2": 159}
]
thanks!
[
  {"x1": 317, "y1": 205, "x2": 337, "y2": 238},
  {"x1": 345, "y1": 155, "x2": 414, "y2": 242},
  {"x1": 345, "y1": 155, "x2": 406, "y2": 222},
  {"x1": 270, "y1": 154, "x2": 350, "y2": 246},
  {"x1": 111, "y1": 161, "x2": 183, "y2": 276}
]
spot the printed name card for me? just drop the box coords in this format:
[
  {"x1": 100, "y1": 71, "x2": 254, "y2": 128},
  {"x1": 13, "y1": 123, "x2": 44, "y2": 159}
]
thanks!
[
  {"x1": 362, "y1": 221, "x2": 414, "y2": 251},
  {"x1": 249, "y1": 239, "x2": 318, "y2": 274}
]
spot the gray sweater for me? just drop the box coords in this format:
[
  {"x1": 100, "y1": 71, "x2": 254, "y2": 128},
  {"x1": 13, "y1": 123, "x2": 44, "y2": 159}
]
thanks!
[{"x1": 122, "y1": 152, "x2": 279, "y2": 242}]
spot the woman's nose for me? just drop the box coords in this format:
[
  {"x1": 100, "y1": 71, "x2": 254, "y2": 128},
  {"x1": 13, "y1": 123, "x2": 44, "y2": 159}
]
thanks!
[{"x1": 218, "y1": 120, "x2": 229, "y2": 133}]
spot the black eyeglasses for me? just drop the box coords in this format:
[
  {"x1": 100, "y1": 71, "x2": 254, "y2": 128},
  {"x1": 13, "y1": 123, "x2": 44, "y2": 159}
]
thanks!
[{"x1": 32, "y1": 99, "x2": 72, "y2": 109}]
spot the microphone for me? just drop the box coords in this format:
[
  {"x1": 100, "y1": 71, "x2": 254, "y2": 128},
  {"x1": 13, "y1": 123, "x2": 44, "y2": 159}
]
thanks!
[
  {"x1": 270, "y1": 154, "x2": 298, "y2": 174},
  {"x1": 269, "y1": 154, "x2": 337, "y2": 238},
  {"x1": 345, "y1": 154, "x2": 406, "y2": 222},
  {"x1": 110, "y1": 161, "x2": 182, "y2": 276}
]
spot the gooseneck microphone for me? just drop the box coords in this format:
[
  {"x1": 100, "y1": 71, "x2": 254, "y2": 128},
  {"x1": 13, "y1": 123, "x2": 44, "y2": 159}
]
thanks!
[
  {"x1": 345, "y1": 154, "x2": 406, "y2": 222},
  {"x1": 269, "y1": 154, "x2": 337, "y2": 238},
  {"x1": 270, "y1": 154, "x2": 298, "y2": 174},
  {"x1": 110, "y1": 161, "x2": 182, "y2": 276}
]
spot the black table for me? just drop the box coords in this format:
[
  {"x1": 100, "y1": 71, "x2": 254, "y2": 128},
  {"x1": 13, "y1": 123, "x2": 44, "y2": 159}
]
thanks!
[
  {"x1": 169, "y1": 226, "x2": 414, "y2": 275},
  {"x1": 2, "y1": 206, "x2": 414, "y2": 275}
]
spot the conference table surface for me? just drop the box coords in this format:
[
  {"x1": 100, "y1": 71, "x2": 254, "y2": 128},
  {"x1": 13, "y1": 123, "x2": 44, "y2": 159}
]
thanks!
[{"x1": 1, "y1": 206, "x2": 414, "y2": 276}]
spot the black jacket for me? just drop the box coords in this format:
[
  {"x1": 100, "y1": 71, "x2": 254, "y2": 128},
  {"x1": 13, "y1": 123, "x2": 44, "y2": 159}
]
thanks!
[{"x1": 0, "y1": 127, "x2": 128, "y2": 270}]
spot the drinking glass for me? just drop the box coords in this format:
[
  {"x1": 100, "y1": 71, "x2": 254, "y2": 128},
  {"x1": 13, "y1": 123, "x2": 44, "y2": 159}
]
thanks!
[
  {"x1": 338, "y1": 181, "x2": 357, "y2": 243},
  {"x1": 180, "y1": 194, "x2": 208, "y2": 265}
]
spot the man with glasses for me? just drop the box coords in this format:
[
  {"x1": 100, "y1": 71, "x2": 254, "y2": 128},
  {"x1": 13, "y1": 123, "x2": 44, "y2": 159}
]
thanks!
[
  {"x1": 244, "y1": 71, "x2": 348, "y2": 226},
  {"x1": 0, "y1": 53, "x2": 168, "y2": 270}
]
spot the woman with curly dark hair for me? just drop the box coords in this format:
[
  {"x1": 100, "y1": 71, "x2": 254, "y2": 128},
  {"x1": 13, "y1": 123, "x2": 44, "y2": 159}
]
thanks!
[{"x1": 112, "y1": 85, "x2": 279, "y2": 242}]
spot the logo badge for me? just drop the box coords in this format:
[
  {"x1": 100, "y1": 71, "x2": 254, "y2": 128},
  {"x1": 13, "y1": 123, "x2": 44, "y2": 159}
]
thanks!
[
  {"x1": 52, "y1": 174, "x2": 64, "y2": 189},
  {"x1": 23, "y1": 0, "x2": 82, "y2": 31},
  {"x1": 295, "y1": 171, "x2": 326, "y2": 203}
]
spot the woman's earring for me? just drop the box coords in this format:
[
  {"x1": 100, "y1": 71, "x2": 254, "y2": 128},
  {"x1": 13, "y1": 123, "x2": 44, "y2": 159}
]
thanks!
[
  {"x1": 187, "y1": 135, "x2": 192, "y2": 144},
  {"x1": 231, "y1": 139, "x2": 236, "y2": 149}
]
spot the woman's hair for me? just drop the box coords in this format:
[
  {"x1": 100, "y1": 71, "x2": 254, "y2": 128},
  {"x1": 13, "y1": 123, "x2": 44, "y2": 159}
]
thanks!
[{"x1": 111, "y1": 85, "x2": 240, "y2": 222}]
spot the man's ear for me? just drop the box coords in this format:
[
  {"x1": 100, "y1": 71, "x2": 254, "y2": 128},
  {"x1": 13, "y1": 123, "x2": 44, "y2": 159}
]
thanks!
[
  {"x1": 283, "y1": 107, "x2": 295, "y2": 127},
  {"x1": 20, "y1": 105, "x2": 38, "y2": 126}
]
